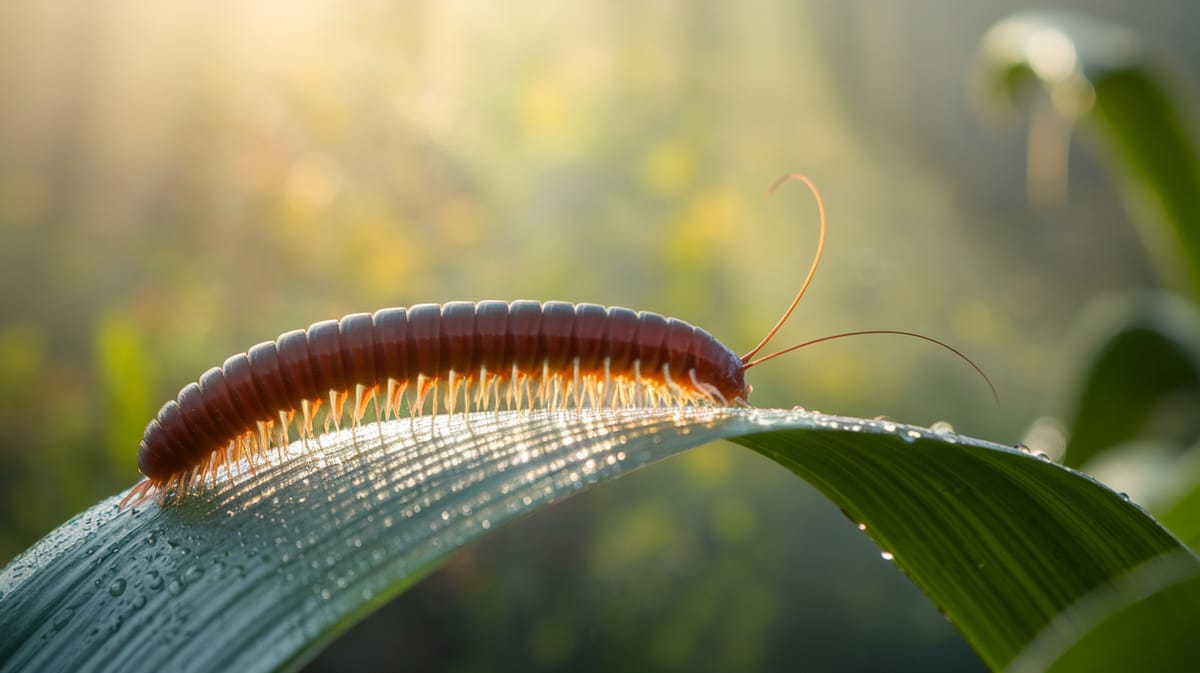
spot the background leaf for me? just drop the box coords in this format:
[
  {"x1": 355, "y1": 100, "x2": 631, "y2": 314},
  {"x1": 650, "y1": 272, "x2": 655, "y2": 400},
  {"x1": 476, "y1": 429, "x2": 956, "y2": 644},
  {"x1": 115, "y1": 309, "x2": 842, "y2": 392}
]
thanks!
[
  {"x1": 1057, "y1": 290, "x2": 1200, "y2": 468},
  {"x1": 1004, "y1": 550, "x2": 1200, "y2": 673},
  {"x1": 974, "y1": 10, "x2": 1200, "y2": 293},
  {"x1": 2, "y1": 408, "x2": 1193, "y2": 673}
]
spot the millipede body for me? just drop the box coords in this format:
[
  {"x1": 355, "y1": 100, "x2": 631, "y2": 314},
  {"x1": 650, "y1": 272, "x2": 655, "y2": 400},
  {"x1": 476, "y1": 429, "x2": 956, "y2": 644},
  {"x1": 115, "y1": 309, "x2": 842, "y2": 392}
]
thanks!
[
  {"x1": 126, "y1": 300, "x2": 747, "y2": 504},
  {"x1": 126, "y1": 175, "x2": 991, "y2": 506}
]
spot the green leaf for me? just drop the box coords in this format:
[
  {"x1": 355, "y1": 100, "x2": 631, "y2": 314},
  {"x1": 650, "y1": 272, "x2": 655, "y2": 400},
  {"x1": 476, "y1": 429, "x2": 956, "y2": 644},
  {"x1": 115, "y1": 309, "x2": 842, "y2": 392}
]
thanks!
[
  {"x1": 1155, "y1": 453, "x2": 1200, "y2": 548},
  {"x1": 974, "y1": 11, "x2": 1200, "y2": 294},
  {"x1": 1, "y1": 409, "x2": 1194, "y2": 673},
  {"x1": 1057, "y1": 291, "x2": 1200, "y2": 467},
  {"x1": 731, "y1": 421, "x2": 1192, "y2": 670},
  {"x1": 1004, "y1": 550, "x2": 1200, "y2": 673}
]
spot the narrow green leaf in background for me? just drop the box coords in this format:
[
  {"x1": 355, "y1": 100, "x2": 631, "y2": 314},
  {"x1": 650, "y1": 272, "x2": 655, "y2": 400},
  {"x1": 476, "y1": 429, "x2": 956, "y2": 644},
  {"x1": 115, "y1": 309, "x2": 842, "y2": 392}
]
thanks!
[
  {"x1": 1057, "y1": 290, "x2": 1200, "y2": 468},
  {"x1": 974, "y1": 10, "x2": 1200, "y2": 294},
  {"x1": 1005, "y1": 550, "x2": 1200, "y2": 673},
  {"x1": 1, "y1": 409, "x2": 1195, "y2": 673}
]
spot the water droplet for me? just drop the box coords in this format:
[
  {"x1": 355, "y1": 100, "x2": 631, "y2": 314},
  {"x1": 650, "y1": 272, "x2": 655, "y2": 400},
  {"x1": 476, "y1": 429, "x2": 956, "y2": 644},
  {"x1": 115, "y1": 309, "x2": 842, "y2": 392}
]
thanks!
[
  {"x1": 131, "y1": 594, "x2": 146, "y2": 610},
  {"x1": 930, "y1": 421, "x2": 955, "y2": 435},
  {"x1": 880, "y1": 551, "x2": 895, "y2": 561},
  {"x1": 166, "y1": 579, "x2": 185, "y2": 595},
  {"x1": 184, "y1": 566, "x2": 204, "y2": 583},
  {"x1": 147, "y1": 570, "x2": 164, "y2": 591},
  {"x1": 108, "y1": 579, "x2": 126, "y2": 596},
  {"x1": 1013, "y1": 443, "x2": 1032, "y2": 454},
  {"x1": 1035, "y1": 452, "x2": 1052, "y2": 462},
  {"x1": 856, "y1": 523, "x2": 867, "y2": 531},
  {"x1": 1119, "y1": 492, "x2": 1131, "y2": 501}
]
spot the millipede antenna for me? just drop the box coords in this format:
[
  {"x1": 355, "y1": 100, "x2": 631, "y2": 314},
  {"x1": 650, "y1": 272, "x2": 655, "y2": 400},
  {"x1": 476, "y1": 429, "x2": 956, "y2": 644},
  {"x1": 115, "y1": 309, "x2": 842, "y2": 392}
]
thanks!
[
  {"x1": 740, "y1": 173, "x2": 827, "y2": 364},
  {"x1": 739, "y1": 175, "x2": 997, "y2": 403},
  {"x1": 742, "y1": 329, "x2": 999, "y2": 404}
]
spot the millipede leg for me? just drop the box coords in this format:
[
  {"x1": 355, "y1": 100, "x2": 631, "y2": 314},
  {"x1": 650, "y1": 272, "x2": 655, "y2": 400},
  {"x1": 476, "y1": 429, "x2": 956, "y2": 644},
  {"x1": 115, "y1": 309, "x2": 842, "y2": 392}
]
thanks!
[
  {"x1": 300, "y1": 400, "x2": 315, "y2": 452},
  {"x1": 537, "y1": 361, "x2": 549, "y2": 408},
  {"x1": 475, "y1": 366, "x2": 488, "y2": 410},
  {"x1": 278, "y1": 411, "x2": 292, "y2": 451},
  {"x1": 602, "y1": 357, "x2": 614, "y2": 408},
  {"x1": 412, "y1": 375, "x2": 428, "y2": 417},
  {"x1": 429, "y1": 379, "x2": 439, "y2": 422},
  {"x1": 402, "y1": 379, "x2": 419, "y2": 434},
  {"x1": 371, "y1": 385, "x2": 385, "y2": 439},
  {"x1": 462, "y1": 377, "x2": 474, "y2": 430},
  {"x1": 506, "y1": 364, "x2": 517, "y2": 410},
  {"x1": 222, "y1": 440, "x2": 236, "y2": 481},
  {"x1": 688, "y1": 369, "x2": 713, "y2": 405},
  {"x1": 325, "y1": 390, "x2": 341, "y2": 433},
  {"x1": 572, "y1": 357, "x2": 582, "y2": 410},
  {"x1": 240, "y1": 433, "x2": 258, "y2": 475},
  {"x1": 490, "y1": 369, "x2": 500, "y2": 410},
  {"x1": 353, "y1": 384, "x2": 371, "y2": 426},
  {"x1": 633, "y1": 360, "x2": 644, "y2": 407},
  {"x1": 386, "y1": 379, "x2": 399, "y2": 420},
  {"x1": 661, "y1": 364, "x2": 680, "y2": 401},
  {"x1": 523, "y1": 373, "x2": 534, "y2": 414},
  {"x1": 447, "y1": 370, "x2": 460, "y2": 419}
]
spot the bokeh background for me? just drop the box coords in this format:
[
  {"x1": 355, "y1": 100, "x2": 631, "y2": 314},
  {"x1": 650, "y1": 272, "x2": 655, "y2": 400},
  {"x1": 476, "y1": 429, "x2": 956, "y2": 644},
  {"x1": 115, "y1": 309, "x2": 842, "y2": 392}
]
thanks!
[{"x1": 1, "y1": 1, "x2": 1196, "y2": 671}]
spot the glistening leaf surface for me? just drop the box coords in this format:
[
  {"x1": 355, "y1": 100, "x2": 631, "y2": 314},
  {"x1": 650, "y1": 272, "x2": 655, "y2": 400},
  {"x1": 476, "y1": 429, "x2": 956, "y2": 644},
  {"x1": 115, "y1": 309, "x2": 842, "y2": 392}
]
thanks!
[{"x1": 0, "y1": 408, "x2": 1193, "y2": 673}]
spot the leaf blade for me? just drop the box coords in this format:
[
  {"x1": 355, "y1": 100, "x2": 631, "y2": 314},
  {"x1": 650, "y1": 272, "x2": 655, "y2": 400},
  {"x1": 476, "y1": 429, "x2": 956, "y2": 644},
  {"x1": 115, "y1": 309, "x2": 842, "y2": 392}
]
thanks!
[{"x1": 1, "y1": 409, "x2": 1194, "y2": 673}]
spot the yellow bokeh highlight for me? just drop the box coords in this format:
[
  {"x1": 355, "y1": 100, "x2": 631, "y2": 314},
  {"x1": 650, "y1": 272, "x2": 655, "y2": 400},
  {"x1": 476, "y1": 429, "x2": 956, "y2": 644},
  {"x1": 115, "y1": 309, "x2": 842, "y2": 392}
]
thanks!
[
  {"x1": 666, "y1": 189, "x2": 742, "y2": 263},
  {"x1": 639, "y1": 141, "x2": 696, "y2": 198}
]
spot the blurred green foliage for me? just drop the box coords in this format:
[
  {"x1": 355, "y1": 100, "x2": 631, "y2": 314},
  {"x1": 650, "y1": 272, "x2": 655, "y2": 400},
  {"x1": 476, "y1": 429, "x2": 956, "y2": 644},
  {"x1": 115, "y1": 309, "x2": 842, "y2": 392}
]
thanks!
[
  {"x1": 975, "y1": 11, "x2": 1200, "y2": 558},
  {"x1": 3, "y1": 1, "x2": 1199, "y2": 671}
]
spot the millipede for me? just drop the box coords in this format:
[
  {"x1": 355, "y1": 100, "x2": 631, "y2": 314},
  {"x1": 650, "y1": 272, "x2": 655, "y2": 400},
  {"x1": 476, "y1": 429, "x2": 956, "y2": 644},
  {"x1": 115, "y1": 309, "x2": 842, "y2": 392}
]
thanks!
[{"x1": 123, "y1": 175, "x2": 994, "y2": 506}]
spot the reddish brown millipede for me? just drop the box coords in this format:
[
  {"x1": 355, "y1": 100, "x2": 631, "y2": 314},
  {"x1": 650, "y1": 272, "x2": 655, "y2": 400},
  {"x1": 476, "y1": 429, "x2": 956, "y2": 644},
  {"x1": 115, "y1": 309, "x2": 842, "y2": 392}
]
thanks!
[{"x1": 123, "y1": 175, "x2": 993, "y2": 506}]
